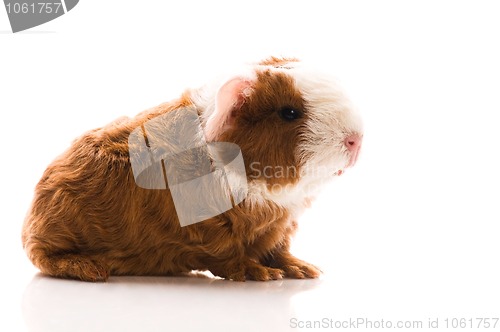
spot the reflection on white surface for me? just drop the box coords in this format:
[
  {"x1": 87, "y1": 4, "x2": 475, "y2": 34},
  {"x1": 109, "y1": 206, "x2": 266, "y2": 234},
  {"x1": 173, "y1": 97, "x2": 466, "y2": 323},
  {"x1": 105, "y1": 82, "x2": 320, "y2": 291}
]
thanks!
[{"x1": 22, "y1": 273, "x2": 322, "y2": 332}]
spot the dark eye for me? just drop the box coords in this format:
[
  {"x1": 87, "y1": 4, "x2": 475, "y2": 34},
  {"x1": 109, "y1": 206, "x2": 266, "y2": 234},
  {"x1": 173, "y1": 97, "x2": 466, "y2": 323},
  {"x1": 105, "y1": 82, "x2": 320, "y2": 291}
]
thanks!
[{"x1": 279, "y1": 108, "x2": 302, "y2": 121}]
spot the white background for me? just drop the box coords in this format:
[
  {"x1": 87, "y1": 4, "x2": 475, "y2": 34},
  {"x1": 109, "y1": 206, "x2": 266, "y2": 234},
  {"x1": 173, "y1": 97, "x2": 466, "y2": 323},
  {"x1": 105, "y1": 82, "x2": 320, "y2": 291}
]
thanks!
[{"x1": 1, "y1": 1, "x2": 499, "y2": 331}]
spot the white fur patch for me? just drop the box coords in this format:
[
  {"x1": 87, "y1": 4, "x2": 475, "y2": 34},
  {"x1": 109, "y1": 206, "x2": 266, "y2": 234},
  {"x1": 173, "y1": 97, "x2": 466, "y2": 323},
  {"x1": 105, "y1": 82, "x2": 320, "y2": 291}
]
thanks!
[{"x1": 285, "y1": 63, "x2": 363, "y2": 173}]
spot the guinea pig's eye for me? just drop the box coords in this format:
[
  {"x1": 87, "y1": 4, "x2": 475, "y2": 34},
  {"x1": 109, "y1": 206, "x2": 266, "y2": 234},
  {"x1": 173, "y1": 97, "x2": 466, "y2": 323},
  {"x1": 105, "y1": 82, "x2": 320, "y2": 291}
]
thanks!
[{"x1": 279, "y1": 108, "x2": 302, "y2": 121}]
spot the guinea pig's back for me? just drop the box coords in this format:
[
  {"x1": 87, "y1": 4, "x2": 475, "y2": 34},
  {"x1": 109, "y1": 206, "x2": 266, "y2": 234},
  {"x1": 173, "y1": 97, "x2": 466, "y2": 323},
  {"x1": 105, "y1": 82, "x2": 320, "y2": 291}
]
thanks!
[{"x1": 21, "y1": 99, "x2": 189, "y2": 280}]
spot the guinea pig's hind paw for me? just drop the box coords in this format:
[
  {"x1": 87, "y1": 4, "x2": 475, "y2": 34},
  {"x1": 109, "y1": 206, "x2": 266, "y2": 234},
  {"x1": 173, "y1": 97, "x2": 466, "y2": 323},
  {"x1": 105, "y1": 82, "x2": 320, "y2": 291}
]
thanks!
[
  {"x1": 42, "y1": 254, "x2": 110, "y2": 282},
  {"x1": 78, "y1": 259, "x2": 110, "y2": 282},
  {"x1": 246, "y1": 265, "x2": 284, "y2": 281},
  {"x1": 213, "y1": 261, "x2": 284, "y2": 281}
]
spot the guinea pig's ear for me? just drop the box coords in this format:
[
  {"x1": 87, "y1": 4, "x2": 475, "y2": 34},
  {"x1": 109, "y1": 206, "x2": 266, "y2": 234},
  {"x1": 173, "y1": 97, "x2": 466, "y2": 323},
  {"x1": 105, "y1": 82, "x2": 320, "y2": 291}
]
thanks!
[{"x1": 204, "y1": 77, "x2": 253, "y2": 141}]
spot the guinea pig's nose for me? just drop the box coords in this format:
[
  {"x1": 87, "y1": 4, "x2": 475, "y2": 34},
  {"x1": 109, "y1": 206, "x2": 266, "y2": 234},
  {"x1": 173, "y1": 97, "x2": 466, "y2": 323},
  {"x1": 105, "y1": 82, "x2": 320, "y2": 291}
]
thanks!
[{"x1": 344, "y1": 134, "x2": 362, "y2": 152}]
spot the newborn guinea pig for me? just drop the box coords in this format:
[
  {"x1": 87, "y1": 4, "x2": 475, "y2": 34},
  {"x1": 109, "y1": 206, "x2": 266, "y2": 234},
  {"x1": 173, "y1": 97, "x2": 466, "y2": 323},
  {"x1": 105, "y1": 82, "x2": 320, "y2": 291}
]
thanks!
[{"x1": 22, "y1": 57, "x2": 363, "y2": 282}]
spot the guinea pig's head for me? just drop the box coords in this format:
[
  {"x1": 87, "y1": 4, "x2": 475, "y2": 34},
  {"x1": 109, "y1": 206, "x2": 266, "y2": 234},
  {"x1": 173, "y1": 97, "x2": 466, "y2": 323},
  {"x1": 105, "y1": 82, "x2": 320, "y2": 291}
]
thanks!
[{"x1": 198, "y1": 57, "x2": 363, "y2": 201}]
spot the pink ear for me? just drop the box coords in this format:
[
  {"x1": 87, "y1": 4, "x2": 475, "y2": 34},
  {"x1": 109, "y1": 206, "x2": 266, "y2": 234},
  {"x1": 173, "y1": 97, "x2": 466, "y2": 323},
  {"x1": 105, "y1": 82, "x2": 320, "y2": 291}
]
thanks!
[{"x1": 204, "y1": 78, "x2": 253, "y2": 141}]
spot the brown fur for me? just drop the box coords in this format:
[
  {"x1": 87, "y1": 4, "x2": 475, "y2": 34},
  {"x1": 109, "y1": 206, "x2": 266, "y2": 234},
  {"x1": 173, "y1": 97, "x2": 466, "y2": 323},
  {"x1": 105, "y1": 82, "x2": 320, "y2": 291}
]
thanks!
[
  {"x1": 222, "y1": 70, "x2": 307, "y2": 187},
  {"x1": 22, "y1": 60, "x2": 321, "y2": 282}
]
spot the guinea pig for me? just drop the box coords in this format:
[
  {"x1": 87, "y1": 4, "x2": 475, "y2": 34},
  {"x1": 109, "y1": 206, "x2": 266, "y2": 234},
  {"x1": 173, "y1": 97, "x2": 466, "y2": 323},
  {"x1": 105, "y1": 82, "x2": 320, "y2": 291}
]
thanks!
[{"x1": 22, "y1": 57, "x2": 363, "y2": 282}]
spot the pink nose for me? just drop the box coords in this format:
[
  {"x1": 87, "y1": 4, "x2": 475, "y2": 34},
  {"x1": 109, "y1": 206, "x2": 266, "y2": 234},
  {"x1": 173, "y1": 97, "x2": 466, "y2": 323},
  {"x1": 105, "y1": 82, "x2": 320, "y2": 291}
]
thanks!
[{"x1": 344, "y1": 134, "x2": 362, "y2": 152}]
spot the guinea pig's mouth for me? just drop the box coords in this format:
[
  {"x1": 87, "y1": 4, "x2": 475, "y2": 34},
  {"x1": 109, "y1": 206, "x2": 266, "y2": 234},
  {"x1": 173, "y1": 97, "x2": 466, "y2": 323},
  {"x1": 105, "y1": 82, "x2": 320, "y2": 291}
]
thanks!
[
  {"x1": 346, "y1": 148, "x2": 360, "y2": 168},
  {"x1": 331, "y1": 137, "x2": 362, "y2": 176}
]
